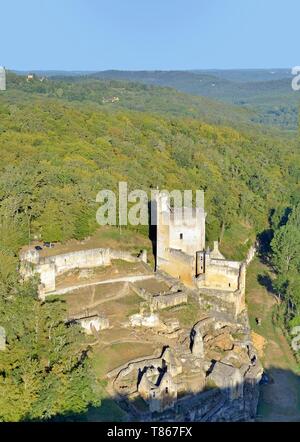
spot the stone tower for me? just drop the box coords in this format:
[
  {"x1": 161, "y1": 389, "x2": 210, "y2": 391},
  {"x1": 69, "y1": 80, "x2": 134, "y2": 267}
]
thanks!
[{"x1": 155, "y1": 191, "x2": 206, "y2": 270}]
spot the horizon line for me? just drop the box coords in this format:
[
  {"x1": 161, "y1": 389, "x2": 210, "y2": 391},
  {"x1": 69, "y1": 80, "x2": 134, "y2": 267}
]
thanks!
[{"x1": 7, "y1": 67, "x2": 293, "y2": 73}]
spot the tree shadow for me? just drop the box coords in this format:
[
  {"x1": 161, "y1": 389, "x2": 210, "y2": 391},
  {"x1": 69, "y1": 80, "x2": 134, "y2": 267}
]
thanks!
[
  {"x1": 257, "y1": 273, "x2": 275, "y2": 294},
  {"x1": 256, "y1": 229, "x2": 273, "y2": 261},
  {"x1": 148, "y1": 199, "x2": 157, "y2": 269}
]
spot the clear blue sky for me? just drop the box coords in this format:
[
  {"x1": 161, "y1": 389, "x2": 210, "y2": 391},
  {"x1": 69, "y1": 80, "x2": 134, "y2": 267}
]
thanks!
[{"x1": 2, "y1": 0, "x2": 300, "y2": 70}]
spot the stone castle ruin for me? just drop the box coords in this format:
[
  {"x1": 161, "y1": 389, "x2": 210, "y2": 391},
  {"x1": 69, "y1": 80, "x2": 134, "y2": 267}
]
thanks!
[
  {"x1": 17, "y1": 190, "x2": 262, "y2": 421},
  {"x1": 108, "y1": 313, "x2": 262, "y2": 421}
]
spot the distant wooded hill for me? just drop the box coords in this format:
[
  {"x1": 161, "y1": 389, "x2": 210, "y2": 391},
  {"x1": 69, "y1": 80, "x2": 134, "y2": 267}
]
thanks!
[
  {"x1": 13, "y1": 68, "x2": 298, "y2": 130},
  {"x1": 85, "y1": 70, "x2": 298, "y2": 130}
]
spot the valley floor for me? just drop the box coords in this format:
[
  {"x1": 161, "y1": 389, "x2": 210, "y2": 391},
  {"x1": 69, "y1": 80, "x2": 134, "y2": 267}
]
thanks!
[{"x1": 246, "y1": 259, "x2": 300, "y2": 422}]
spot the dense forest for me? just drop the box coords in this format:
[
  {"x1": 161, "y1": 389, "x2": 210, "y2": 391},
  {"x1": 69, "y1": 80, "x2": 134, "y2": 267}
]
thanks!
[
  {"x1": 0, "y1": 71, "x2": 299, "y2": 420},
  {"x1": 271, "y1": 204, "x2": 300, "y2": 330}
]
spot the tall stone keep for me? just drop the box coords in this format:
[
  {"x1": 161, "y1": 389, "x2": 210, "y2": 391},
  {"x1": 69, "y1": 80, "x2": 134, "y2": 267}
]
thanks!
[{"x1": 155, "y1": 191, "x2": 206, "y2": 286}]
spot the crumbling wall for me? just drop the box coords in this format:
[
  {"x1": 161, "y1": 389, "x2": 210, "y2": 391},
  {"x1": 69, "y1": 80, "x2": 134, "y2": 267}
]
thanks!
[
  {"x1": 200, "y1": 258, "x2": 241, "y2": 292},
  {"x1": 37, "y1": 262, "x2": 56, "y2": 293},
  {"x1": 130, "y1": 282, "x2": 188, "y2": 311},
  {"x1": 110, "y1": 249, "x2": 147, "y2": 263},
  {"x1": 43, "y1": 248, "x2": 111, "y2": 275},
  {"x1": 245, "y1": 244, "x2": 257, "y2": 266},
  {"x1": 151, "y1": 292, "x2": 188, "y2": 310},
  {"x1": 199, "y1": 289, "x2": 245, "y2": 319}
]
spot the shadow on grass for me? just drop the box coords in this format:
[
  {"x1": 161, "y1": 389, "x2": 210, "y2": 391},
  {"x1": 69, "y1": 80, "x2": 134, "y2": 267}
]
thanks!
[
  {"x1": 257, "y1": 273, "x2": 275, "y2": 294},
  {"x1": 47, "y1": 366, "x2": 300, "y2": 423}
]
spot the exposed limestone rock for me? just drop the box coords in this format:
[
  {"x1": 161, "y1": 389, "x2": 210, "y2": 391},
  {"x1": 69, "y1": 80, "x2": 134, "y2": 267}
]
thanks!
[
  {"x1": 0, "y1": 326, "x2": 6, "y2": 351},
  {"x1": 129, "y1": 313, "x2": 160, "y2": 328},
  {"x1": 251, "y1": 331, "x2": 266, "y2": 359},
  {"x1": 208, "y1": 332, "x2": 235, "y2": 352},
  {"x1": 207, "y1": 362, "x2": 244, "y2": 401},
  {"x1": 191, "y1": 325, "x2": 204, "y2": 358},
  {"x1": 192, "y1": 331, "x2": 204, "y2": 357},
  {"x1": 76, "y1": 314, "x2": 109, "y2": 334}
]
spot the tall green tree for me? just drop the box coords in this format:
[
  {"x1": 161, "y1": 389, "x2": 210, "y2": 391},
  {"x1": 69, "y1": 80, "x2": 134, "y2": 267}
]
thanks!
[{"x1": 0, "y1": 282, "x2": 99, "y2": 421}]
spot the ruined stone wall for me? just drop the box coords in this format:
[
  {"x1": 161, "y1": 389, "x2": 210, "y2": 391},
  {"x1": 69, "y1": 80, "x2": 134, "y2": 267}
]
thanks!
[
  {"x1": 245, "y1": 244, "x2": 257, "y2": 266},
  {"x1": 151, "y1": 292, "x2": 188, "y2": 310},
  {"x1": 110, "y1": 249, "x2": 146, "y2": 263},
  {"x1": 37, "y1": 262, "x2": 56, "y2": 292},
  {"x1": 158, "y1": 248, "x2": 195, "y2": 288},
  {"x1": 156, "y1": 193, "x2": 171, "y2": 269},
  {"x1": 198, "y1": 287, "x2": 245, "y2": 318},
  {"x1": 20, "y1": 247, "x2": 147, "y2": 296},
  {"x1": 41, "y1": 248, "x2": 111, "y2": 275},
  {"x1": 201, "y1": 258, "x2": 241, "y2": 292}
]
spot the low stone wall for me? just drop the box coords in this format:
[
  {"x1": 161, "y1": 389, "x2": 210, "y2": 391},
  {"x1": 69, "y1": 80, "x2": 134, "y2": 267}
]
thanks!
[
  {"x1": 151, "y1": 292, "x2": 188, "y2": 311},
  {"x1": 42, "y1": 248, "x2": 111, "y2": 276},
  {"x1": 245, "y1": 244, "x2": 257, "y2": 266},
  {"x1": 110, "y1": 249, "x2": 147, "y2": 263},
  {"x1": 129, "y1": 282, "x2": 188, "y2": 311}
]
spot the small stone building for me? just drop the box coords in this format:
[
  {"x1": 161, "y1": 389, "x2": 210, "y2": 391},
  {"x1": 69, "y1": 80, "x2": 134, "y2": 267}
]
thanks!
[{"x1": 138, "y1": 367, "x2": 178, "y2": 413}]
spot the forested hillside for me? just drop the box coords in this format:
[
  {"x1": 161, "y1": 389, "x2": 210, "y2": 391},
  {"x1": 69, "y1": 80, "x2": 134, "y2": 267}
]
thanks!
[
  {"x1": 0, "y1": 75, "x2": 299, "y2": 253},
  {"x1": 6, "y1": 72, "x2": 258, "y2": 129},
  {"x1": 8, "y1": 71, "x2": 299, "y2": 131}
]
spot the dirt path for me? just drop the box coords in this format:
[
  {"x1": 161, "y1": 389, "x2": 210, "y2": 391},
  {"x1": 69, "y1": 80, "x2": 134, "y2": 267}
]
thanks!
[
  {"x1": 246, "y1": 259, "x2": 300, "y2": 421},
  {"x1": 50, "y1": 274, "x2": 154, "y2": 295}
]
